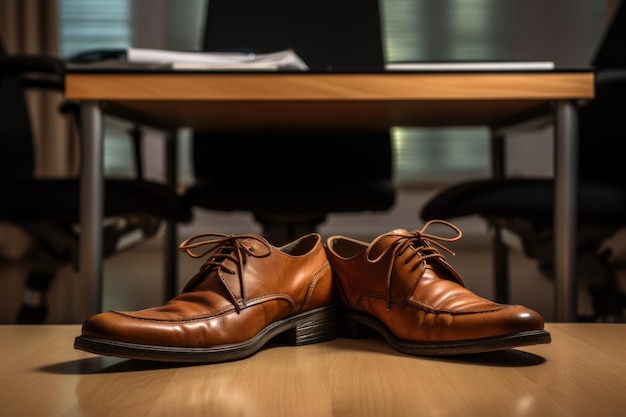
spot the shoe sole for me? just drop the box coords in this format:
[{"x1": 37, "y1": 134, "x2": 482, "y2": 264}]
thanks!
[
  {"x1": 338, "y1": 310, "x2": 551, "y2": 356},
  {"x1": 74, "y1": 305, "x2": 336, "y2": 363}
]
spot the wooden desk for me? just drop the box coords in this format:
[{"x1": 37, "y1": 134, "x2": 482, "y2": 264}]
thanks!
[
  {"x1": 1, "y1": 323, "x2": 624, "y2": 417},
  {"x1": 65, "y1": 71, "x2": 594, "y2": 322}
]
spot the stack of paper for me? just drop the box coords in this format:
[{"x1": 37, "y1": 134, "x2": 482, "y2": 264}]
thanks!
[
  {"x1": 66, "y1": 48, "x2": 309, "y2": 71},
  {"x1": 127, "y1": 48, "x2": 309, "y2": 71}
]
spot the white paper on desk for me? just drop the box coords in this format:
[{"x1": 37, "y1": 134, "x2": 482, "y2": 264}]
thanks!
[
  {"x1": 127, "y1": 48, "x2": 309, "y2": 71},
  {"x1": 385, "y1": 61, "x2": 555, "y2": 71},
  {"x1": 171, "y1": 61, "x2": 280, "y2": 71}
]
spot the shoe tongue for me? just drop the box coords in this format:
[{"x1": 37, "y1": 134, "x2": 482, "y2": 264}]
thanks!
[
  {"x1": 213, "y1": 236, "x2": 267, "y2": 261},
  {"x1": 368, "y1": 229, "x2": 409, "y2": 258}
]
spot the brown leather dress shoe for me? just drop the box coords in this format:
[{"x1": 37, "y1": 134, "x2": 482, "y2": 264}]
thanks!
[
  {"x1": 74, "y1": 233, "x2": 335, "y2": 362},
  {"x1": 325, "y1": 220, "x2": 551, "y2": 356}
]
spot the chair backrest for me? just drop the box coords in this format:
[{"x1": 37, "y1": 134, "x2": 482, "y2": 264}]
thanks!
[
  {"x1": 192, "y1": 131, "x2": 392, "y2": 186},
  {"x1": 578, "y1": 1, "x2": 626, "y2": 186},
  {"x1": 0, "y1": 39, "x2": 36, "y2": 179},
  {"x1": 201, "y1": 0, "x2": 384, "y2": 72},
  {"x1": 193, "y1": 0, "x2": 391, "y2": 185},
  {"x1": 591, "y1": 2, "x2": 626, "y2": 69}
]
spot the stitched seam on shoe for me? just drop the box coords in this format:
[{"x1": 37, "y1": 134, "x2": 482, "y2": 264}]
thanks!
[
  {"x1": 218, "y1": 269, "x2": 241, "y2": 306},
  {"x1": 244, "y1": 294, "x2": 295, "y2": 311},
  {"x1": 407, "y1": 297, "x2": 503, "y2": 315},
  {"x1": 355, "y1": 291, "x2": 386, "y2": 308},
  {"x1": 407, "y1": 298, "x2": 457, "y2": 314},
  {"x1": 302, "y1": 261, "x2": 331, "y2": 311},
  {"x1": 113, "y1": 305, "x2": 237, "y2": 323}
]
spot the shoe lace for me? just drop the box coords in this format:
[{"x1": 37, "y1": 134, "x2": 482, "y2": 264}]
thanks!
[
  {"x1": 178, "y1": 233, "x2": 271, "y2": 306},
  {"x1": 364, "y1": 220, "x2": 463, "y2": 310}
]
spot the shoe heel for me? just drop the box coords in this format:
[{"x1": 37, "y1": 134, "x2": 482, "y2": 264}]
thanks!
[
  {"x1": 279, "y1": 306, "x2": 337, "y2": 346},
  {"x1": 338, "y1": 312, "x2": 377, "y2": 339}
]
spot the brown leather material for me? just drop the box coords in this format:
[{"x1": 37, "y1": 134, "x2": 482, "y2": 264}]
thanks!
[
  {"x1": 78, "y1": 233, "x2": 334, "y2": 351},
  {"x1": 325, "y1": 221, "x2": 549, "y2": 346}
]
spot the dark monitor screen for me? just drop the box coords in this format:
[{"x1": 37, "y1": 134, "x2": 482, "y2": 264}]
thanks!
[
  {"x1": 592, "y1": 1, "x2": 626, "y2": 68},
  {"x1": 202, "y1": 0, "x2": 384, "y2": 72}
]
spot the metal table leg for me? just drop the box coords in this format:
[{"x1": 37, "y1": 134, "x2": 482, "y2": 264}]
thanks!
[
  {"x1": 554, "y1": 100, "x2": 578, "y2": 322},
  {"x1": 79, "y1": 101, "x2": 104, "y2": 319}
]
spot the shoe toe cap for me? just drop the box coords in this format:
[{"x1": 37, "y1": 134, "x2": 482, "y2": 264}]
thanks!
[{"x1": 460, "y1": 304, "x2": 546, "y2": 339}]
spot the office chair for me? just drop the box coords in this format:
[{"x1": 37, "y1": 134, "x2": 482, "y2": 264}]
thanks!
[
  {"x1": 420, "y1": 3, "x2": 626, "y2": 322},
  {"x1": 0, "y1": 41, "x2": 192, "y2": 323},
  {"x1": 182, "y1": 0, "x2": 396, "y2": 245}
]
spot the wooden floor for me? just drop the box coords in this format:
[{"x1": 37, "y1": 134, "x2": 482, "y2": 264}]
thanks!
[{"x1": 2, "y1": 323, "x2": 626, "y2": 417}]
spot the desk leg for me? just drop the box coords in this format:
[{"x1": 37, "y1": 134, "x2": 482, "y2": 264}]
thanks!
[
  {"x1": 490, "y1": 129, "x2": 510, "y2": 304},
  {"x1": 554, "y1": 100, "x2": 578, "y2": 322},
  {"x1": 163, "y1": 130, "x2": 179, "y2": 301},
  {"x1": 79, "y1": 101, "x2": 104, "y2": 319}
]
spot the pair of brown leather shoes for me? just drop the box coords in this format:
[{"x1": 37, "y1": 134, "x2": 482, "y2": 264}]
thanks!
[{"x1": 74, "y1": 221, "x2": 550, "y2": 362}]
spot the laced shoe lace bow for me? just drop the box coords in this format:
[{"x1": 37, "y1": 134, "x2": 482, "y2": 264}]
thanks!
[
  {"x1": 363, "y1": 220, "x2": 463, "y2": 310},
  {"x1": 178, "y1": 233, "x2": 272, "y2": 308}
]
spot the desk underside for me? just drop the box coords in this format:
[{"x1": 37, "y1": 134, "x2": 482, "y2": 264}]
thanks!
[{"x1": 102, "y1": 98, "x2": 555, "y2": 132}]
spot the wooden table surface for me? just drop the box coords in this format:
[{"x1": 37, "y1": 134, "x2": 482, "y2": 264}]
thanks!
[
  {"x1": 66, "y1": 72, "x2": 594, "y2": 131},
  {"x1": 0, "y1": 323, "x2": 624, "y2": 417}
]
